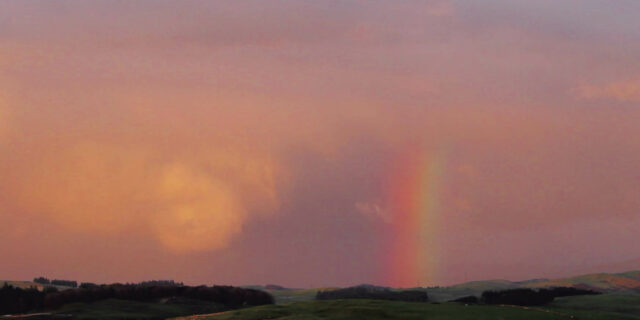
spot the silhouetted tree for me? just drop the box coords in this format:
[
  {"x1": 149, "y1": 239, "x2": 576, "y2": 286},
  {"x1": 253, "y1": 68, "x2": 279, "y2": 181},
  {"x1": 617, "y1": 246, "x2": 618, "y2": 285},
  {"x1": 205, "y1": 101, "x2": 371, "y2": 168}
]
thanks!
[
  {"x1": 79, "y1": 282, "x2": 98, "y2": 289},
  {"x1": 0, "y1": 283, "x2": 273, "y2": 315},
  {"x1": 137, "y1": 280, "x2": 183, "y2": 286},
  {"x1": 481, "y1": 287, "x2": 600, "y2": 306},
  {"x1": 316, "y1": 286, "x2": 428, "y2": 302},
  {"x1": 0, "y1": 284, "x2": 45, "y2": 314},
  {"x1": 33, "y1": 277, "x2": 50, "y2": 285},
  {"x1": 51, "y1": 280, "x2": 78, "y2": 288},
  {"x1": 450, "y1": 295, "x2": 479, "y2": 304}
]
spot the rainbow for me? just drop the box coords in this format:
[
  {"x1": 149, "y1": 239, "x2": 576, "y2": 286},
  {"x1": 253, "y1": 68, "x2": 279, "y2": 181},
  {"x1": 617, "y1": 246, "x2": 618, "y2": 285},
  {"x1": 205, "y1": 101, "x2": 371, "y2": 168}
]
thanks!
[{"x1": 386, "y1": 147, "x2": 448, "y2": 288}]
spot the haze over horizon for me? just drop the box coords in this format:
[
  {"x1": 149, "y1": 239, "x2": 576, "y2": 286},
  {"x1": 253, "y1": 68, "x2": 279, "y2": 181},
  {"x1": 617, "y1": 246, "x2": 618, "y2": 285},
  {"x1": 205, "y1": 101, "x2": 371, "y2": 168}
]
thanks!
[{"x1": 1, "y1": 0, "x2": 640, "y2": 288}]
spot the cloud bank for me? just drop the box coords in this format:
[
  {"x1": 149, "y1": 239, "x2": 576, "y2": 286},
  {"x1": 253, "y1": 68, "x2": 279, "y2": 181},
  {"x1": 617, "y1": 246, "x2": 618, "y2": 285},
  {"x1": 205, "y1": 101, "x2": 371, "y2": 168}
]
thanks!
[{"x1": 0, "y1": 0, "x2": 639, "y2": 286}]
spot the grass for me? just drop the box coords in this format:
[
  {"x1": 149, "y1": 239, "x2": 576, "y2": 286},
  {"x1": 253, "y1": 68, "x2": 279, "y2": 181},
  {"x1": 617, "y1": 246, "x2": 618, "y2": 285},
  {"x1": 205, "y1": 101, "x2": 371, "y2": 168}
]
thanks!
[
  {"x1": 548, "y1": 293, "x2": 640, "y2": 319},
  {"x1": 53, "y1": 298, "x2": 226, "y2": 320},
  {"x1": 170, "y1": 299, "x2": 610, "y2": 320},
  {"x1": 268, "y1": 288, "x2": 338, "y2": 304},
  {"x1": 268, "y1": 286, "x2": 485, "y2": 303},
  {"x1": 46, "y1": 291, "x2": 640, "y2": 320}
]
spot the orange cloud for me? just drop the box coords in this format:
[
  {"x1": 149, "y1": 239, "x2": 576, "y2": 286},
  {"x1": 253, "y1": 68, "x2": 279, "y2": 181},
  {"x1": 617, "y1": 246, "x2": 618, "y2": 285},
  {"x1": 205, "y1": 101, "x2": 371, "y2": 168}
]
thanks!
[
  {"x1": 10, "y1": 141, "x2": 283, "y2": 253},
  {"x1": 575, "y1": 79, "x2": 640, "y2": 102},
  {"x1": 0, "y1": 103, "x2": 6, "y2": 143},
  {"x1": 153, "y1": 163, "x2": 246, "y2": 252}
]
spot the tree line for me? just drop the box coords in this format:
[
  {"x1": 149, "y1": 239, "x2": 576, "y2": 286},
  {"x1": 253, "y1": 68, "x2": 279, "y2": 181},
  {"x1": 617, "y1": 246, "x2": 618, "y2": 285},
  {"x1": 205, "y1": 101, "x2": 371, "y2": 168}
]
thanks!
[
  {"x1": 0, "y1": 283, "x2": 273, "y2": 315},
  {"x1": 316, "y1": 286, "x2": 429, "y2": 302},
  {"x1": 315, "y1": 285, "x2": 598, "y2": 306},
  {"x1": 451, "y1": 287, "x2": 601, "y2": 306},
  {"x1": 33, "y1": 277, "x2": 184, "y2": 289},
  {"x1": 33, "y1": 277, "x2": 78, "y2": 288}
]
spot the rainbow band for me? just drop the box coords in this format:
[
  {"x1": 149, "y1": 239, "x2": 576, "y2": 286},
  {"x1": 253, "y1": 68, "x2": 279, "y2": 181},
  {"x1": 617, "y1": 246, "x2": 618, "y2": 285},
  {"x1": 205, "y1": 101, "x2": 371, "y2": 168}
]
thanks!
[{"x1": 387, "y1": 148, "x2": 447, "y2": 287}]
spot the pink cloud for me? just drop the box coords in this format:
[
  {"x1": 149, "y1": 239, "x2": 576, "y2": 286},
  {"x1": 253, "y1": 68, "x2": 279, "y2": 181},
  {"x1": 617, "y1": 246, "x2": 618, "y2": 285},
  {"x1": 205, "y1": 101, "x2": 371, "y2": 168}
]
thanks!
[{"x1": 576, "y1": 79, "x2": 640, "y2": 102}]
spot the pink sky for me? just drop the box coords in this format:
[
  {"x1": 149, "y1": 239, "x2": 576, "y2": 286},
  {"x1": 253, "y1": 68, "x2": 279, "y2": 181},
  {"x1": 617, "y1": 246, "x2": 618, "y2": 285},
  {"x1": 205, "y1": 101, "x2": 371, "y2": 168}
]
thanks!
[{"x1": 1, "y1": 0, "x2": 640, "y2": 287}]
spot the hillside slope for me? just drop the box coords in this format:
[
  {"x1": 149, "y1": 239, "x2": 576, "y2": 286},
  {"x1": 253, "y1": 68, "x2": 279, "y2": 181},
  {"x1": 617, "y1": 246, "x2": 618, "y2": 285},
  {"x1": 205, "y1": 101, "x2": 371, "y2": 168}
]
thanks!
[
  {"x1": 445, "y1": 270, "x2": 640, "y2": 294},
  {"x1": 170, "y1": 299, "x2": 638, "y2": 320}
]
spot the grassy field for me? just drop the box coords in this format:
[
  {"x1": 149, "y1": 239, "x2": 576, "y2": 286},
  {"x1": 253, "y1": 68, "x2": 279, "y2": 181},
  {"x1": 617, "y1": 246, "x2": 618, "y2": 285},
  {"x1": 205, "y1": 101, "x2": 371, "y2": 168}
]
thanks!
[
  {"x1": 549, "y1": 293, "x2": 640, "y2": 319},
  {"x1": 267, "y1": 286, "x2": 488, "y2": 303},
  {"x1": 170, "y1": 298, "x2": 640, "y2": 320},
  {"x1": 267, "y1": 288, "x2": 338, "y2": 304},
  {"x1": 40, "y1": 293, "x2": 640, "y2": 320},
  {"x1": 52, "y1": 298, "x2": 226, "y2": 320}
]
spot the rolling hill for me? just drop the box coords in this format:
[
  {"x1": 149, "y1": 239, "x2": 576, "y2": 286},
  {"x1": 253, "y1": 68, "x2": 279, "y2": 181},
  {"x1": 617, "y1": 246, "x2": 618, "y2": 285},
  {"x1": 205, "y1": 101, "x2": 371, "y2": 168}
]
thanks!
[
  {"x1": 437, "y1": 270, "x2": 640, "y2": 294},
  {"x1": 260, "y1": 270, "x2": 640, "y2": 303},
  {"x1": 170, "y1": 298, "x2": 640, "y2": 320},
  {"x1": 528, "y1": 271, "x2": 640, "y2": 291}
]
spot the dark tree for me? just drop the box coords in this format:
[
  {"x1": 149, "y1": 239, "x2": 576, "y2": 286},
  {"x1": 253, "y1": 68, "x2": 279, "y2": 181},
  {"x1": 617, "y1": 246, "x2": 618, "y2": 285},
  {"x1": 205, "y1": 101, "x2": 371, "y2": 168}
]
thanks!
[
  {"x1": 481, "y1": 287, "x2": 600, "y2": 306},
  {"x1": 316, "y1": 286, "x2": 428, "y2": 302},
  {"x1": 450, "y1": 295, "x2": 479, "y2": 304},
  {"x1": 0, "y1": 283, "x2": 273, "y2": 315},
  {"x1": 51, "y1": 280, "x2": 78, "y2": 288},
  {"x1": 79, "y1": 282, "x2": 99, "y2": 289},
  {"x1": 33, "y1": 277, "x2": 50, "y2": 285}
]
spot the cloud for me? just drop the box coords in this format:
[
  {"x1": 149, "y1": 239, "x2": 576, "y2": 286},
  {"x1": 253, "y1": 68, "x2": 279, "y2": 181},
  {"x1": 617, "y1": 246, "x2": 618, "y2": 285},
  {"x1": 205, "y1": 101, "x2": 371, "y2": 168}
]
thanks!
[
  {"x1": 0, "y1": 104, "x2": 6, "y2": 143},
  {"x1": 0, "y1": 69, "x2": 11, "y2": 143},
  {"x1": 152, "y1": 163, "x2": 246, "y2": 252},
  {"x1": 8, "y1": 141, "x2": 282, "y2": 253},
  {"x1": 575, "y1": 79, "x2": 640, "y2": 102},
  {"x1": 425, "y1": 1, "x2": 454, "y2": 17},
  {"x1": 1, "y1": 0, "x2": 640, "y2": 286},
  {"x1": 355, "y1": 202, "x2": 392, "y2": 223}
]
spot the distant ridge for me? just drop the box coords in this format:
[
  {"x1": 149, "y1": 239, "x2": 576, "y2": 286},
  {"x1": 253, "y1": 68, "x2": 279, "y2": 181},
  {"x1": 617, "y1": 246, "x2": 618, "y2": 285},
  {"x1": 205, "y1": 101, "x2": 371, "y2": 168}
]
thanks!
[
  {"x1": 263, "y1": 271, "x2": 640, "y2": 304},
  {"x1": 527, "y1": 270, "x2": 640, "y2": 291},
  {"x1": 449, "y1": 270, "x2": 640, "y2": 293},
  {"x1": 0, "y1": 280, "x2": 46, "y2": 290},
  {"x1": 354, "y1": 284, "x2": 392, "y2": 290}
]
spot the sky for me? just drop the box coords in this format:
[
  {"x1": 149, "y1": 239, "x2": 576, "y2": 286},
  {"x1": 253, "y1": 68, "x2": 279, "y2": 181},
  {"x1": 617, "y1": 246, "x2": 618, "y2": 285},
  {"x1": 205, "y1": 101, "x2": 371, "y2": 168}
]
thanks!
[{"x1": 1, "y1": 0, "x2": 640, "y2": 288}]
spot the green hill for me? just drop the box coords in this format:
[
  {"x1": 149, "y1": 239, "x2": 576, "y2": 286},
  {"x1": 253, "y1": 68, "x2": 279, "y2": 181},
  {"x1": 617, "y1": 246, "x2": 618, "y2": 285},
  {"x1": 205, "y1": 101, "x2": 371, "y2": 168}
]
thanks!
[
  {"x1": 528, "y1": 272, "x2": 640, "y2": 291},
  {"x1": 257, "y1": 270, "x2": 640, "y2": 304},
  {"x1": 428, "y1": 270, "x2": 640, "y2": 301},
  {"x1": 52, "y1": 298, "x2": 225, "y2": 320},
  {"x1": 549, "y1": 293, "x2": 640, "y2": 319},
  {"x1": 170, "y1": 298, "x2": 638, "y2": 320}
]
